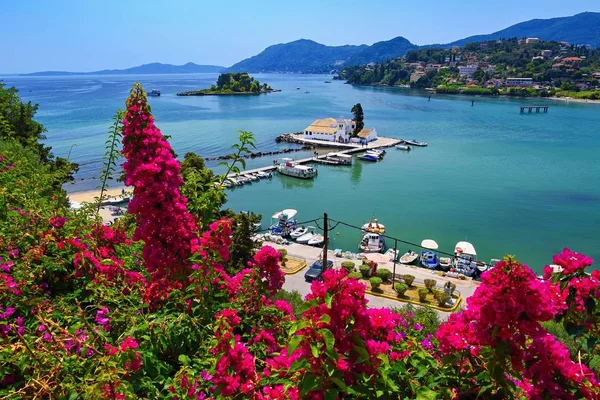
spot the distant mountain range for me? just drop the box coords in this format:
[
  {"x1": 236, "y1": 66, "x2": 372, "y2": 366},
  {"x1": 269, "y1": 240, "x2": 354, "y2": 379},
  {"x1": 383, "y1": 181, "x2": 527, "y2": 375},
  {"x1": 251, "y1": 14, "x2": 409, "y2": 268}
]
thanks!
[
  {"x1": 22, "y1": 62, "x2": 225, "y2": 76},
  {"x1": 228, "y1": 12, "x2": 600, "y2": 73},
  {"x1": 22, "y1": 12, "x2": 600, "y2": 76}
]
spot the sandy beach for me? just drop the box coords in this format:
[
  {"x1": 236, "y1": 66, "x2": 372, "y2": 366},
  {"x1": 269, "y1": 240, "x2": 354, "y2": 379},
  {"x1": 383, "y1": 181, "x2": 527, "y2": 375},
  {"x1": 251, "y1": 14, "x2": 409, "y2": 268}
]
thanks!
[
  {"x1": 68, "y1": 186, "x2": 131, "y2": 204},
  {"x1": 548, "y1": 96, "x2": 600, "y2": 105}
]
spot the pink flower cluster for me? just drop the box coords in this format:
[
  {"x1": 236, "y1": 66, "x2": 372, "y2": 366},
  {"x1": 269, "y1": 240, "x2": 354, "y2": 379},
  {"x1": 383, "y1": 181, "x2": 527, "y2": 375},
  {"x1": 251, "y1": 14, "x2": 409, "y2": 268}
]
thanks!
[
  {"x1": 437, "y1": 257, "x2": 599, "y2": 398},
  {"x1": 121, "y1": 83, "x2": 200, "y2": 303}
]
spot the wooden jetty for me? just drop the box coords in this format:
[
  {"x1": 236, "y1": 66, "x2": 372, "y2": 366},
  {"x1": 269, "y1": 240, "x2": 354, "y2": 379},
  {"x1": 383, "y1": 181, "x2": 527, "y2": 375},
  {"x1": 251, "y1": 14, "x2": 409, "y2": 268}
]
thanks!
[
  {"x1": 228, "y1": 136, "x2": 401, "y2": 178},
  {"x1": 520, "y1": 105, "x2": 549, "y2": 113}
]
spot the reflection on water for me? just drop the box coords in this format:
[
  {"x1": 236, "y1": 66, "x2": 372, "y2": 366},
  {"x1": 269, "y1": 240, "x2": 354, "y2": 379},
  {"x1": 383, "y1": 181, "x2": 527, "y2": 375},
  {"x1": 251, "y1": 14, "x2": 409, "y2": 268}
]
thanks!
[
  {"x1": 276, "y1": 174, "x2": 315, "y2": 190},
  {"x1": 349, "y1": 157, "x2": 363, "y2": 185}
]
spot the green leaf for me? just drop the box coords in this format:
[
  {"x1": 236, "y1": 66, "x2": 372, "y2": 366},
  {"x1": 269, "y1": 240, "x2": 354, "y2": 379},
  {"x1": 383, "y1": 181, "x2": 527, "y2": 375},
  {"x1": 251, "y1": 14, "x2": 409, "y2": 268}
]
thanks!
[
  {"x1": 287, "y1": 335, "x2": 303, "y2": 355},
  {"x1": 300, "y1": 373, "x2": 319, "y2": 394},
  {"x1": 416, "y1": 386, "x2": 437, "y2": 400},
  {"x1": 324, "y1": 389, "x2": 339, "y2": 400},
  {"x1": 178, "y1": 354, "x2": 191, "y2": 366},
  {"x1": 310, "y1": 343, "x2": 320, "y2": 358},
  {"x1": 325, "y1": 292, "x2": 333, "y2": 308},
  {"x1": 331, "y1": 377, "x2": 347, "y2": 391},
  {"x1": 320, "y1": 328, "x2": 335, "y2": 352}
]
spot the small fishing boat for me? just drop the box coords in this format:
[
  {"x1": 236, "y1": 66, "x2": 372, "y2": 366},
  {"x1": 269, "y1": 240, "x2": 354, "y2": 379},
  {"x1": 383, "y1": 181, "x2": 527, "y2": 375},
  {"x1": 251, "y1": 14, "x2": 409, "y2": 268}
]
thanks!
[
  {"x1": 396, "y1": 144, "x2": 411, "y2": 151},
  {"x1": 308, "y1": 234, "x2": 325, "y2": 246},
  {"x1": 296, "y1": 229, "x2": 316, "y2": 244},
  {"x1": 324, "y1": 80, "x2": 331, "y2": 83},
  {"x1": 270, "y1": 209, "x2": 298, "y2": 237},
  {"x1": 420, "y1": 239, "x2": 440, "y2": 269},
  {"x1": 384, "y1": 248, "x2": 399, "y2": 262},
  {"x1": 255, "y1": 171, "x2": 272, "y2": 179},
  {"x1": 361, "y1": 218, "x2": 385, "y2": 234},
  {"x1": 366, "y1": 149, "x2": 385, "y2": 159},
  {"x1": 359, "y1": 233, "x2": 385, "y2": 253},
  {"x1": 148, "y1": 89, "x2": 161, "y2": 96},
  {"x1": 439, "y1": 257, "x2": 452, "y2": 270},
  {"x1": 304, "y1": 91, "x2": 310, "y2": 94},
  {"x1": 290, "y1": 226, "x2": 309, "y2": 239},
  {"x1": 403, "y1": 139, "x2": 427, "y2": 147},
  {"x1": 453, "y1": 241, "x2": 478, "y2": 277},
  {"x1": 247, "y1": 173, "x2": 259, "y2": 181},
  {"x1": 358, "y1": 153, "x2": 378, "y2": 162},
  {"x1": 296, "y1": 87, "x2": 301, "y2": 90},
  {"x1": 325, "y1": 153, "x2": 352, "y2": 165},
  {"x1": 400, "y1": 250, "x2": 419, "y2": 265}
]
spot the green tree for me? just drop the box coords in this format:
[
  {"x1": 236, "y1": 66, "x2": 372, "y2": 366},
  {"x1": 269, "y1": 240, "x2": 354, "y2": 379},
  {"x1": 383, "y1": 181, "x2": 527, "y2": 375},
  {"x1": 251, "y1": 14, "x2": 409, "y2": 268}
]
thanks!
[{"x1": 351, "y1": 103, "x2": 364, "y2": 136}]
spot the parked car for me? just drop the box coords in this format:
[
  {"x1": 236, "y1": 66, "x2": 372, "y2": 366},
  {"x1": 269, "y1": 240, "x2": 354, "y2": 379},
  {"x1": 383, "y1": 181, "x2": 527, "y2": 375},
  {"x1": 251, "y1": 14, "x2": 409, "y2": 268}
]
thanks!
[{"x1": 304, "y1": 259, "x2": 334, "y2": 282}]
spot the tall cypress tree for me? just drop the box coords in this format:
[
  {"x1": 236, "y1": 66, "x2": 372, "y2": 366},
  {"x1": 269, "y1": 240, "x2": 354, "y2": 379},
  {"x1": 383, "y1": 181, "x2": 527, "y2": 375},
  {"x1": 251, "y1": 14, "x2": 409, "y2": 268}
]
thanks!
[{"x1": 351, "y1": 103, "x2": 364, "y2": 136}]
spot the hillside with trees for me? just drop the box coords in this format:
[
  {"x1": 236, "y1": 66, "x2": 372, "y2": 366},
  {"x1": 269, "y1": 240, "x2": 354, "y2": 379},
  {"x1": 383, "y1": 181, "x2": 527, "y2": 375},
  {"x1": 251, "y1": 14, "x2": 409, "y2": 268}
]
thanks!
[
  {"x1": 339, "y1": 38, "x2": 600, "y2": 99},
  {"x1": 177, "y1": 72, "x2": 278, "y2": 96}
]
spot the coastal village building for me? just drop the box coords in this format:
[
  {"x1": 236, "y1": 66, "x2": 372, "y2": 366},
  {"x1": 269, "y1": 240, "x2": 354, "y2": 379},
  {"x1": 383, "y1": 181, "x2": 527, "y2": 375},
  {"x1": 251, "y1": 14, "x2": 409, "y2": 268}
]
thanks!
[
  {"x1": 458, "y1": 65, "x2": 478, "y2": 77},
  {"x1": 303, "y1": 117, "x2": 355, "y2": 143},
  {"x1": 541, "y1": 49, "x2": 553, "y2": 57},
  {"x1": 525, "y1": 38, "x2": 540, "y2": 44},
  {"x1": 351, "y1": 128, "x2": 378, "y2": 144},
  {"x1": 506, "y1": 78, "x2": 533, "y2": 87}
]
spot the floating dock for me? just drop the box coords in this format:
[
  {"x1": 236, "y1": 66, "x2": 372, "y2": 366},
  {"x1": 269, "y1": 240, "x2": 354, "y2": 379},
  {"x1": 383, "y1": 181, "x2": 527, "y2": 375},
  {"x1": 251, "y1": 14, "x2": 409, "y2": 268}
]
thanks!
[
  {"x1": 227, "y1": 136, "x2": 402, "y2": 178},
  {"x1": 520, "y1": 105, "x2": 549, "y2": 113}
]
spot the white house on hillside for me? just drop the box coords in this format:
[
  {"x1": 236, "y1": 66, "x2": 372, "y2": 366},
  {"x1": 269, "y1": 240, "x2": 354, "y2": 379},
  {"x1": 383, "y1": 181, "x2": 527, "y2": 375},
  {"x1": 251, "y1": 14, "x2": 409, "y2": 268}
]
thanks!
[{"x1": 303, "y1": 116, "x2": 355, "y2": 143}]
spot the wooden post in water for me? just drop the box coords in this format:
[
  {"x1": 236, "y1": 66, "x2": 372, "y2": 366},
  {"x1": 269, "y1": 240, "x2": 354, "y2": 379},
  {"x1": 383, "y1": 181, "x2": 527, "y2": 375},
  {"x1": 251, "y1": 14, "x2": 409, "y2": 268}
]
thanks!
[{"x1": 322, "y1": 213, "x2": 328, "y2": 271}]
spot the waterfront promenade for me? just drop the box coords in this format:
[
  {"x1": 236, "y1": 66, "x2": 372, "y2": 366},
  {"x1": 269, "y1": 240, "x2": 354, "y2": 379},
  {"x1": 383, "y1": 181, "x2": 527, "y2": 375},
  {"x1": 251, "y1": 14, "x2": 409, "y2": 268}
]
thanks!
[{"x1": 266, "y1": 239, "x2": 479, "y2": 318}]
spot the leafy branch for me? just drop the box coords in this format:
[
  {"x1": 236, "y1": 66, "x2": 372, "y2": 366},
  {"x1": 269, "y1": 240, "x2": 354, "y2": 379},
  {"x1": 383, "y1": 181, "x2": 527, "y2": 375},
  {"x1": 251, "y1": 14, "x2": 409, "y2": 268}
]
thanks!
[
  {"x1": 217, "y1": 130, "x2": 256, "y2": 186},
  {"x1": 97, "y1": 110, "x2": 124, "y2": 211}
]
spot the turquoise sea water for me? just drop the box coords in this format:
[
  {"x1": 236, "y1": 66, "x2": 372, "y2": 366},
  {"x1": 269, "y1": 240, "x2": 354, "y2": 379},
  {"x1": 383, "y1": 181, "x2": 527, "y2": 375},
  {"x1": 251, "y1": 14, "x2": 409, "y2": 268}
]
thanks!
[{"x1": 3, "y1": 73, "x2": 600, "y2": 272}]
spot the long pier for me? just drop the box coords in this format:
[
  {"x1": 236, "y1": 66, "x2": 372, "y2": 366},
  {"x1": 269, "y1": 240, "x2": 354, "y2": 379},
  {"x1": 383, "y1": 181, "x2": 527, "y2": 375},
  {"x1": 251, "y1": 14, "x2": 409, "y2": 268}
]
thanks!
[
  {"x1": 228, "y1": 136, "x2": 402, "y2": 177},
  {"x1": 520, "y1": 105, "x2": 549, "y2": 113}
]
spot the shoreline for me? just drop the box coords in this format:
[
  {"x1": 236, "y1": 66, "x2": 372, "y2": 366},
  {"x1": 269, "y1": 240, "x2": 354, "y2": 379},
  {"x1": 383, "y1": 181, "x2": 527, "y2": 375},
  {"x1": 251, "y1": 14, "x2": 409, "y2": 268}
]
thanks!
[
  {"x1": 68, "y1": 186, "x2": 130, "y2": 204},
  {"x1": 176, "y1": 89, "x2": 281, "y2": 96},
  {"x1": 346, "y1": 83, "x2": 600, "y2": 104}
]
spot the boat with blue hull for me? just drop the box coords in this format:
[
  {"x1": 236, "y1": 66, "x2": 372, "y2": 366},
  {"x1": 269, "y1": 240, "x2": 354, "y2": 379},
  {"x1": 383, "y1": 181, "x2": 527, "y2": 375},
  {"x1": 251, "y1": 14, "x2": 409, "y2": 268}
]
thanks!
[
  {"x1": 358, "y1": 153, "x2": 378, "y2": 162},
  {"x1": 419, "y1": 239, "x2": 440, "y2": 269}
]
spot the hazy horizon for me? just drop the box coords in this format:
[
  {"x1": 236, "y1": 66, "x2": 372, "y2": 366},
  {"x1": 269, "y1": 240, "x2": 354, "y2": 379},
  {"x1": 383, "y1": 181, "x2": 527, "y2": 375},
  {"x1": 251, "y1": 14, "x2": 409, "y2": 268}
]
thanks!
[{"x1": 2, "y1": 0, "x2": 599, "y2": 74}]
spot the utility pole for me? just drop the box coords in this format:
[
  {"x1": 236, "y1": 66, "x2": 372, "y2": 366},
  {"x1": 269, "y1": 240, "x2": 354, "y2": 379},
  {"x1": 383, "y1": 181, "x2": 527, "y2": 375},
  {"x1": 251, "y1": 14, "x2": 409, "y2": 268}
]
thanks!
[
  {"x1": 323, "y1": 213, "x2": 328, "y2": 270},
  {"x1": 392, "y1": 239, "x2": 398, "y2": 289}
]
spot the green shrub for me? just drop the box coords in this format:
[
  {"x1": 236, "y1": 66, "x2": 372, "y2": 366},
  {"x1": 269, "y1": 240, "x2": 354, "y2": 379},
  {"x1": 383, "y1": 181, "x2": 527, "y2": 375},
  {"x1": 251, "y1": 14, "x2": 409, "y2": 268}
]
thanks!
[
  {"x1": 341, "y1": 261, "x2": 355, "y2": 273},
  {"x1": 359, "y1": 264, "x2": 371, "y2": 278},
  {"x1": 395, "y1": 283, "x2": 409, "y2": 297},
  {"x1": 424, "y1": 279, "x2": 437, "y2": 292},
  {"x1": 369, "y1": 276, "x2": 382, "y2": 290},
  {"x1": 348, "y1": 271, "x2": 362, "y2": 280},
  {"x1": 273, "y1": 290, "x2": 304, "y2": 318},
  {"x1": 392, "y1": 304, "x2": 442, "y2": 336},
  {"x1": 434, "y1": 290, "x2": 451, "y2": 306},
  {"x1": 376, "y1": 268, "x2": 391, "y2": 282},
  {"x1": 403, "y1": 274, "x2": 415, "y2": 287},
  {"x1": 418, "y1": 288, "x2": 429, "y2": 302},
  {"x1": 278, "y1": 248, "x2": 288, "y2": 266}
]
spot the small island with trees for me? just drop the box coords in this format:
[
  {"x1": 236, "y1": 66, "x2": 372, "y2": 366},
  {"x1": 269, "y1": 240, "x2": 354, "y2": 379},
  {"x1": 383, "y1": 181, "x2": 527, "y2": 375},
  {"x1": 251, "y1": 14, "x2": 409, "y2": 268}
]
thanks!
[{"x1": 177, "y1": 72, "x2": 280, "y2": 96}]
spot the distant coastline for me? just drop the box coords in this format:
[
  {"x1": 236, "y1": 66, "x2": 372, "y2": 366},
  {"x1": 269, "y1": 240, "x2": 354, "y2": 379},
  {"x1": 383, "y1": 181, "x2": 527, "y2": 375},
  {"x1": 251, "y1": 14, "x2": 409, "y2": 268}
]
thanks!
[{"x1": 20, "y1": 62, "x2": 225, "y2": 77}]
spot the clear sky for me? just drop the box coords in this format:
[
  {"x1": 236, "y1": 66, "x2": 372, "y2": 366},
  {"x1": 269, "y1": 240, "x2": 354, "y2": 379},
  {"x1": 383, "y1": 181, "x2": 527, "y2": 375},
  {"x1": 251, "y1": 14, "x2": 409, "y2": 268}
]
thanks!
[{"x1": 2, "y1": 0, "x2": 598, "y2": 73}]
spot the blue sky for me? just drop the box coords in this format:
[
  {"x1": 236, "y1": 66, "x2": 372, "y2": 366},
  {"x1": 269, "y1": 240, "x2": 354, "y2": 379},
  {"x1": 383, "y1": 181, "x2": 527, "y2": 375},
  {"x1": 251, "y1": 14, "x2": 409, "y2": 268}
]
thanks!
[{"x1": 2, "y1": 0, "x2": 598, "y2": 73}]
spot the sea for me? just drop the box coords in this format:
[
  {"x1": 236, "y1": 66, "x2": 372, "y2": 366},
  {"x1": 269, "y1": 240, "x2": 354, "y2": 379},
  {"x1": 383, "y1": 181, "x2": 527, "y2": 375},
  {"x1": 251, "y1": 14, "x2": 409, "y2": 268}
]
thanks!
[{"x1": 2, "y1": 73, "x2": 600, "y2": 273}]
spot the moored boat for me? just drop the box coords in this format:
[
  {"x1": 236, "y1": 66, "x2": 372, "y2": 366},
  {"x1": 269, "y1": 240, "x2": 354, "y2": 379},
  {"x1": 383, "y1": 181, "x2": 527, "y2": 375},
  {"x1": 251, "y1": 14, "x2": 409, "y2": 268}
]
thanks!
[
  {"x1": 384, "y1": 248, "x2": 399, "y2": 262},
  {"x1": 359, "y1": 233, "x2": 385, "y2": 253},
  {"x1": 358, "y1": 153, "x2": 378, "y2": 162},
  {"x1": 255, "y1": 171, "x2": 272, "y2": 179},
  {"x1": 325, "y1": 152, "x2": 352, "y2": 165},
  {"x1": 403, "y1": 139, "x2": 427, "y2": 147},
  {"x1": 308, "y1": 234, "x2": 325, "y2": 246},
  {"x1": 396, "y1": 144, "x2": 411, "y2": 151},
  {"x1": 366, "y1": 149, "x2": 384, "y2": 159},
  {"x1": 419, "y1": 239, "x2": 439, "y2": 269},
  {"x1": 439, "y1": 257, "x2": 452, "y2": 270},
  {"x1": 148, "y1": 89, "x2": 161, "y2": 96},
  {"x1": 290, "y1": 226, "x2": 308, "y2": 239},
  {"x1": 361, "y1": 218, "x2": 385, "y2": 234},
  {"x1": 453, "y1": 241, "x2": 478, "y2": 277},
  {"x1": 277, "y1": 158, "x2": 318, "y2": 179},
  {"x1": 270, "y1": 209, "x2": 297, "y2": 236},
  {"x1": 296, "y1": 228, "x2": 316, "y2": 244},
  {"x1": 400, "y1": 250, "x2": 419, "y2": 265}
]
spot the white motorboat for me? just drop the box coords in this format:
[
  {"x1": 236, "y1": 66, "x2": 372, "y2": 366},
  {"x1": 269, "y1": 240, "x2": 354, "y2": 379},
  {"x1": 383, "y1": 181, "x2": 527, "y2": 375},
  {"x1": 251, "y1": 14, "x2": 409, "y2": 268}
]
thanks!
[
  {"x1": 361, "y1": 218, "x2": 385, "y2": 234},
  {"x1": 400, "y1": 250, "x2": 419, "y2": 265},
  {"x1": 359, "y1": 233, "x2": 385, "y2": 253},
  {"x1": 384, "y1": 248, "x2": 399, "y2": 261},
  {"x1": 366, "y1": 149, "x2": 384, "y2": 159},
  {"x1": 296, "y1": 230, "x2": 316, "y2": 244},
  {"x1": 453, "y1": 241, "x2": 478, "y2": 277},
  {"x1": 290, "y1": 226, "x2": 309, "y2": 239},
  {"x1": 247, "y1": 173, "x2": 259, "y2": 181},
  {"x1": 308, "y1": 234, "x2": 325, "y2": 246},
  {"x1": 325, "y1": 152, "x2": 352, "y2": 165},
  {"x1": 403, "y1": 139, "x2": 427, "y2": 147},
  {"x1": 277, "y1": 158, "x2": 318, "y2": 179},
  {"x1": 439, "y1": 257, "x2": 452, "y2": 270},
  {"x1": 256, "y1": 171, "x2": 272, "y2": 179},
  {"x1": 396, "y1": 144, "x2": 411, "y2": 151},
  {"x1": 270, "y1": 209, "x2": 298, "y2": 236}
]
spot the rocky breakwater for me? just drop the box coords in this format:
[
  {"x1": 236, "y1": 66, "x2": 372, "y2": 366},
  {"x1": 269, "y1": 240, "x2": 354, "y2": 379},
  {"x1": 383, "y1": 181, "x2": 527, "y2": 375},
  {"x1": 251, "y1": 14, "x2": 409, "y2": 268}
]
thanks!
[{"x1": 204, "y1": 144, "x2": 315, "y2": 162}]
